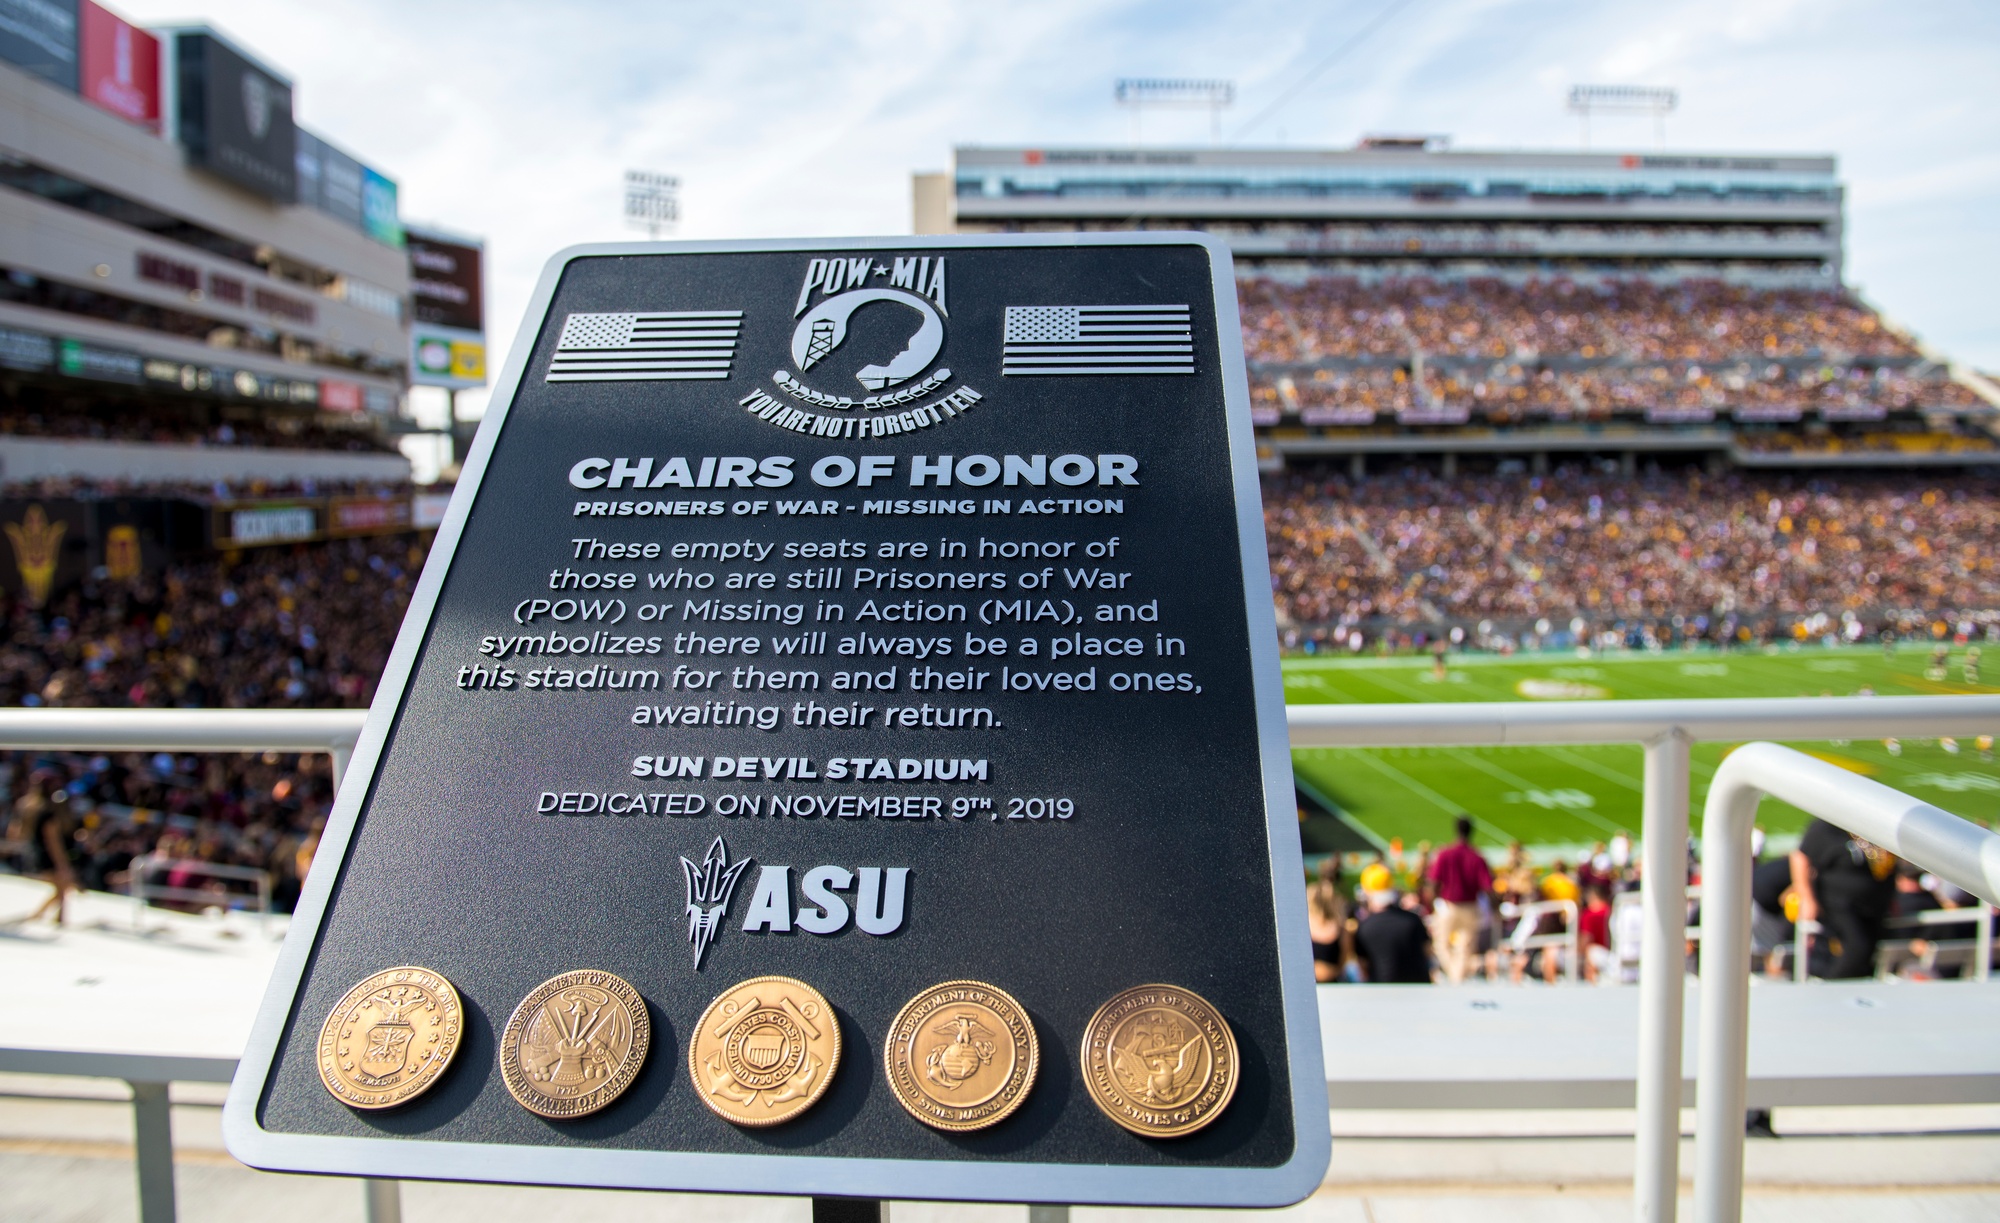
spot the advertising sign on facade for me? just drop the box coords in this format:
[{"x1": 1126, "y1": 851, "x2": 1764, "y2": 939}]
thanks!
[
  {"x1": 411, "y1": 327, "x2": 486, "y2": 390},
  {"x1": 226, "y1": 236, "x2": 1327, "y2": 1207},
  {"x1": 216, "y1": 502, "x2": 319, "y2": 548},
  {"x1": 318, "y1": 378, "x2": 364, "y2": 413},
  {"x1": 0, "y1": 323, "x2": 54, "y2": 372},
  {"x1": 173, "y1": 30, "x2": 296, "y2": 202},
  {"x1": 361, "y1": 167, "x2": 400, "y2": 246},
  {"x1": 0, "y1": 0, "x2": 78, "y2": 92},
  {"x1": 78, "y1": 1, "x2": 157, "y2": 130},
  {"x1": 328, "y1": 495, "x2": 412, "y2": 537},
  {"x1": 58, "y1": 337, "x2": 142, "y2": 384},
  {"x1": 407, "y1": 230, "x2": 483, "y2": 333},
  {"x1": 411, "y1": 491, "x2": 452, "y2": 529},
  {"x1": 295, "y1": 129, "x2": 365, "y2": 228}
]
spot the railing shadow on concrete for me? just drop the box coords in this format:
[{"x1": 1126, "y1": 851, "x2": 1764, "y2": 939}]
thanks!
[{"x1": 2, "y1": 694, "x2": 1999, "y2": 1223}]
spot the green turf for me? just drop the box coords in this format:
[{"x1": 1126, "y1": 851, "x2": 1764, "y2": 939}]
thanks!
[{"x1": 1284, "y1": 643, "x2": 2000, "y2": 856}]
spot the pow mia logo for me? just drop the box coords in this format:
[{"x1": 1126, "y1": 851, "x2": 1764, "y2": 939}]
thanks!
[{"x1": 740, "y1": 255, "x2": 987, "y2": 441}]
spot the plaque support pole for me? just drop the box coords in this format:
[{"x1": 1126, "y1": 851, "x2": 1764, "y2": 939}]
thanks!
[
  {"x1": 1029, "y1": 1206, "x2": 1071, "y2": 1223},
  {"x1": 126, "y1": 1080, "x2": 176, "y2": 1223},
  {"x1": 812, "y1": 1199, "x2": 886, "y2": 1223},
  {"x1": 364, "y1": 1178, "x2": 403, "y2": 1223}
]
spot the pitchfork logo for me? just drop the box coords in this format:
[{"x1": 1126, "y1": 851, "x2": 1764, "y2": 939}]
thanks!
[{"x1": 682, "y1": 836, "x2": 753, "y2": 970}]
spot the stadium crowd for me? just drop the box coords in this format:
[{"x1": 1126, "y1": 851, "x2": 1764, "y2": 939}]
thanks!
[
  {"x1": 0, "y1": 408, "x2": 397, "y2": 452},
  {"x1": 1242, "y1": 277, "x2": 1922, "y2": 363},
  {"x1": 1310, "y1": 817, "x2": 1991, "y2": 985},
  {"x1": 0, "y1": 535, "x2": 426, "y2": 919},
  {"x1": 1240, "y1": 277, "x2": 1982, "y2": 421},
  {"x1": 1265, "y1": 466, "x2": 2000, "y2": 631}
]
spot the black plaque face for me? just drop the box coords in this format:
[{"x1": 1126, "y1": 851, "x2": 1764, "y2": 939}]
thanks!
[{"x1": 225, "y1": 236, "x2": 1325, "y2": 1206}]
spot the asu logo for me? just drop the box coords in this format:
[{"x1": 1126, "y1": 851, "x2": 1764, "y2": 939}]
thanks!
[
  {"x1": 5, "y1": 504, "x2": 65, "y2": 607},
  {"x1": 740, "y1": 255, "x2": 987, "y2": 441}
]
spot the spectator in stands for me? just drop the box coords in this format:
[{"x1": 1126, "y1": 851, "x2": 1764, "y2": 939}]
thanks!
[
  {"x1": 1886, "y1": 866, "x2": 1946, "y2": 978},
  {"x1": 1791, "y1": 817, "x2": 1898, "y2": 979},
  {"x1": 1307, "y1": 857, "x2": 1355, "y2": 983},
  {"x1": 7, "y1": 782, "x2": 77, "y2": 925},
  {"x1": 1426, "y1": 814, "x2": 1492, "y2": 983},
  {"x1": 1355, "y1": 888, "x2": 1433, "y2": 983},
  {"x1": 1578, "y1": 886, "x2": 1613, "y2": 983},
  {"x1": 1539, "y1": 860, "x2": 1580, "y2": 904},
  {"x1": 1752, "y1": 850, "x2": 1798, "y2": 977}
]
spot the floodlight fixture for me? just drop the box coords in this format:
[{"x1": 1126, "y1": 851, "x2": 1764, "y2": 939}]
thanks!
[
  {"x1": 1114, "y1": 78, "x2": 1237, "y2": 143},
  {"x1": 1567, "y1": 85, "x2": 1678, "y2": 150},
  {"x1": 623, "y1": 170, "x2": 680, "y2": 238},
  {"x1": 1566, "y1": 84, "x2": 1678, "y2": 115}
]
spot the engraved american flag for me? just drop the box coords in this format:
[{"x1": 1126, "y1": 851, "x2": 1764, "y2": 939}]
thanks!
[
  {"x1": 1001, "y1": 304, "x2": 1194, "y2": 376},
  {"x1": 546, "y1": 311, "x2": 742, "y2": 381}
]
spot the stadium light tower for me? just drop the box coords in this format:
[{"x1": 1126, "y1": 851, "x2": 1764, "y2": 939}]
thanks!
[
  {"x1": 1115, "y1": 78, "x2": 1236, "y2": 144},
  {"x1": 1566, "y1": 84, "x2": 1677, "y2": 150},
  {"x1": 623, "y1": 170, "x2": 680, "y2": 239}
]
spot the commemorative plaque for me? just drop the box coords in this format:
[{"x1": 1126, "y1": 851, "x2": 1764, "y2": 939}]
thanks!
[{"x1": 225, "y1": 235, "x2": 1327, "y2": 1205}]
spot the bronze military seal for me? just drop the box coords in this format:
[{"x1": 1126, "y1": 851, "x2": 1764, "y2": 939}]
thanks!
[
  {"x1": 884, "y1": 979, "x2": 1038, "y2": 1132},
  {"x1": 317, "y1": 966, "x2": 462, "y2": 1110},
  {"x1": 689, "y1": 975, "x2": 840, "y2": 1127},
  {"x1": 498, "y1": 969, "x2": 650, "y2": 1119},
  {"x1": 1080, "y1": 983, "x2": 1238, "y2": 1138}
]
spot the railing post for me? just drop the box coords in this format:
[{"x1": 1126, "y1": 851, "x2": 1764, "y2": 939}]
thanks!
[
  {"x1": 330, "y1": 745, "x2": 352, "y2": 791},
  {"x1": 1635, "y1": 728, "x2": 1690, "y2": 1223},
  {"x1": 1693, "y1": 757, "x2": 1766, "y2": 1223},
  {"x1": 127, "y1": 1080, "x2": 176, "y2": 1223},
  {"x1": 1980, "y1": 903, "x2": 1995, "y2": 983}
]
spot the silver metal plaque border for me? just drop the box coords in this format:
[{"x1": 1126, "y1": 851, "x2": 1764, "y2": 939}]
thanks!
[{"x1": 223, "y1": 233, "x2": 1329, "y2": 1206}]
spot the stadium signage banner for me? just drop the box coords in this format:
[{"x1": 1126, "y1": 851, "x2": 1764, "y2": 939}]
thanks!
[
  {"x1": 226, "y1": 235, "x2": 1322, "y2": 1206},
  {"x1": 0, "y1": 497, "x2": 202, "y2": 604},
  {"x1": 0, "y1": 0, "x2": 78, "y2": 93},
  {"x1": 172, "y1": 30, "x2": 297, "y2": 202}
]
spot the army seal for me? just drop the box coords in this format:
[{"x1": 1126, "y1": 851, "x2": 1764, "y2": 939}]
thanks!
[
  {"x1": 317, "y1": 966, "x2": 462, "y2": 1110},
  {"x1": 498, "y1": 970, "x2": 650, "y2": 1119},
  {"x1": 884, "y1": 979, "x2": 1038, "y2": 1132},
  {"x1": 689, "y1": 975, "x2": 840, "y2": 1127},
  {"x1": 1080, "y1": 983, "x2": 1238, "y2": 1138}
]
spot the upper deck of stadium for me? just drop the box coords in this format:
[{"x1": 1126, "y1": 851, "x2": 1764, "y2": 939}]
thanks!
[{"x1": 924, "y1": 141, "x2": 1844, "y2": 282}]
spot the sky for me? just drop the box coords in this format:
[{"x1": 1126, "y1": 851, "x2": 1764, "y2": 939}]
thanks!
[{"x1": 118, "y1": 0, "x2": 2000, "y2": 394}]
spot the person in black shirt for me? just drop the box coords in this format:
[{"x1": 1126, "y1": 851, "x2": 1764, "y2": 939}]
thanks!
[
  {"x1": 1355, "y1": 890, "x2": 1433, "y2": 983},
  {"x1": 1750, "y1": 853, "x2": 1797, "y2": 976},
  {"x1": 1791, "y1": 817, "x2": 1897, "y2": 979}
]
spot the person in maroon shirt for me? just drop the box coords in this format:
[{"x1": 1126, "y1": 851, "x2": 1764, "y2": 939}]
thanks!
[
  {"x1": 1578, "y1": 886, "x2": 1613, "y2": 982},
  {"x1": 1427, "y1": 815, "x2": 1494, "y2": 983}
]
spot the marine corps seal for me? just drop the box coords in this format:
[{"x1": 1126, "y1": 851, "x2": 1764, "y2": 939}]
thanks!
[{"x1": 884, "y1": 979, "x2": 1038, "y2": 1132}]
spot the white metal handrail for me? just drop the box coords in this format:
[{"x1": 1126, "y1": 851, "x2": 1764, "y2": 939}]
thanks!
[
  {"x1": 1506, "y1": 898, "x2": 1581, "y2": 982},
  {"x1": 2, "y1": 695, "x2": 1998, "y2": 1223},
  {"x1": 125, "y1": 853, "x2": 274, "y2": 935},
  {"x1": 1694, "y1": 742, "x2": 2000, "y2": 1223}
]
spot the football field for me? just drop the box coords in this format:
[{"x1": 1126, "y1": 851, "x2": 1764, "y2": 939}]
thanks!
[{"x1": 1282, "y1": 643, "x2": 2000, "y2": 857}]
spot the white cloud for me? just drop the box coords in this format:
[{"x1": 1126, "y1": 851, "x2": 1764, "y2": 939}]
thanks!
[{"x1": 110, "y1": 0, "x2": 2000, "y2": 366}]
